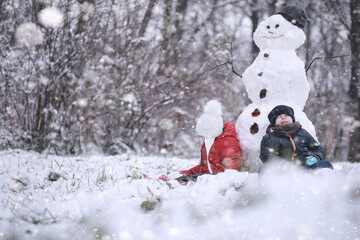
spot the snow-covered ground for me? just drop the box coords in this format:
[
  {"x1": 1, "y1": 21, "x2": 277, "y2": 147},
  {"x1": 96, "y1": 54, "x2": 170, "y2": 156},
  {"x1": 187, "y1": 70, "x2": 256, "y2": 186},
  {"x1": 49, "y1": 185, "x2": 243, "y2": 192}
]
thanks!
[{"x1": 0, "y1": 150, "x2": 359, "y2": 240}]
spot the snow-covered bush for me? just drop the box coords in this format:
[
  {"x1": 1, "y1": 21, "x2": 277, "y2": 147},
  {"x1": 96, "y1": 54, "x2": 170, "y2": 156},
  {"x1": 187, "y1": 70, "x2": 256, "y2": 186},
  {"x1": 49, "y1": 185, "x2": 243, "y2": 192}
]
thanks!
[{"x1": 0, "y1": 0, "x2": 355, "y2": 160}]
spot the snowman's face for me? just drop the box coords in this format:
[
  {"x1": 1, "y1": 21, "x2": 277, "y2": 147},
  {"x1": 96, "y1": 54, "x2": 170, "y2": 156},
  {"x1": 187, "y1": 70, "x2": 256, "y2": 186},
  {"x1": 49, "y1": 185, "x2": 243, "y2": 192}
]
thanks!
[{"x1": 253, "y1": 14, "x2": 306, "y2": 50}]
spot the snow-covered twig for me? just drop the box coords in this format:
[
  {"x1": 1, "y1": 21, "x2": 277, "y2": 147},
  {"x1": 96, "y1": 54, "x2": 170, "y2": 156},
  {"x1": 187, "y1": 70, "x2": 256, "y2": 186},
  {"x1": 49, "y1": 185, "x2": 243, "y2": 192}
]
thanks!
[
  {"x1": 194, "y1": 38, "x2": 243, "y2": 80},
  {"x1": 226, "y1": 62, "x2": 242, "y2": 78},
  {"x1": 226, "y1": 38, "x2": 243, "y2": 78},
  {"x1": 196, "y1": 61, "x2": 234, "y2": 80},
  {"x1": 305, "y1": 53, "x2": 350, "y2": 73},
  {"x1": 43, "y1": 208, "x2": 57, "y2": 223}
]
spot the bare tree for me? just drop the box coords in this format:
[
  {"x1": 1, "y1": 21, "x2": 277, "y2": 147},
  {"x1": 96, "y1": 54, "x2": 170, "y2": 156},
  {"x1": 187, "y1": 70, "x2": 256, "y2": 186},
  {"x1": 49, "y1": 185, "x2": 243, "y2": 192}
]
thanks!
[
  {"x1": 0, "y1": 0, "x2": 358, "y2": 160},
  {"x1": 348, "y1": 0, "x2": 360, "y2": 162}
]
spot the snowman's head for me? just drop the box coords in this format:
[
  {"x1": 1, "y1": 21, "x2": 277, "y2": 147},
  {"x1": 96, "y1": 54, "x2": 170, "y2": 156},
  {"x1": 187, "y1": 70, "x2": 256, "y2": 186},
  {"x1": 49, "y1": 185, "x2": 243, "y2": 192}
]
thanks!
[{"x1": 253, "y1": 14, "x2": 306, "y2": 50}]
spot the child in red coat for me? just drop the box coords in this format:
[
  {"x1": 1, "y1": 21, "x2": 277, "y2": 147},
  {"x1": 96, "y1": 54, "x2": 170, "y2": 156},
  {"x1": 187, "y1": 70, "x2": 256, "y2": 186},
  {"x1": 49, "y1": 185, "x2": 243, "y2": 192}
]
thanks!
[{"x1": 179, "y1": 100, "x2": 242, "y2": 177}]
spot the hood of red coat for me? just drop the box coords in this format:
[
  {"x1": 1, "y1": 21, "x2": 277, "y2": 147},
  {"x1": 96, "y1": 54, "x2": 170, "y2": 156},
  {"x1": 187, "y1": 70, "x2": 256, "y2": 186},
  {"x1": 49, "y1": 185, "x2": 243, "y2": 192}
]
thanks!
[{"x1": 218, "y1": 122, "x2": 237, "y2": 139}]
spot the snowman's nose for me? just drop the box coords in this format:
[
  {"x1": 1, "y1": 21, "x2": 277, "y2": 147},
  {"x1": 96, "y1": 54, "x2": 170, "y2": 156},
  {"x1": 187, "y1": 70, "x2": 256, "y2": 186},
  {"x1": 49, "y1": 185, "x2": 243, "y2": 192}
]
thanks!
[{"x1": 268, "y1": 31, "x2": 274, "y2": 34}]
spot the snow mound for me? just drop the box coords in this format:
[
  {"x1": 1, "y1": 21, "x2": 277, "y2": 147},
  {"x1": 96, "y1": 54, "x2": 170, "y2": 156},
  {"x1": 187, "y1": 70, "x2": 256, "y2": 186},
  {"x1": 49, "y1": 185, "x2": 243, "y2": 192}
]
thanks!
[{"x1": 0, "y1": 150, "x2": 359, "y2": 239}]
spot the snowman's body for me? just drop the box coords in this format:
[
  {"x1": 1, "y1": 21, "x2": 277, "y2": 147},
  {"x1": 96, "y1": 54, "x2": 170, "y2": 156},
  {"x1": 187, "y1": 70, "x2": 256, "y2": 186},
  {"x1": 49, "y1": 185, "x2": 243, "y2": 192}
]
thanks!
[
  {"x1": 236, "y1": 14, "x2": 316, "y2": 172},
  {"x1": 242, "y1": 48, "x2": 309, "y2": 106}
]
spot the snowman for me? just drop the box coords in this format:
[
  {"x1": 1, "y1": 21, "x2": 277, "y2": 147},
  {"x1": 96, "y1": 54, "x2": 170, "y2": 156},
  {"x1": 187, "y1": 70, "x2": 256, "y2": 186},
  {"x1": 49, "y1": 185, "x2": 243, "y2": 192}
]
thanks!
[{"x1": 236, "y1": 6, "x2": 318, "y2": 172}]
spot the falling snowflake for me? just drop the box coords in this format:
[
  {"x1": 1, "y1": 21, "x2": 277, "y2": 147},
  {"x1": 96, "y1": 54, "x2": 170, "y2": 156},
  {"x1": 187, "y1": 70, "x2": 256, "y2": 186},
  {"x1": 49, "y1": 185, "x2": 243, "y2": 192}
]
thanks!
[
  {"x1": 27, "y1": 82, "x2": 37, "y2": 91},
  {"x1": 79, "y1": 2, "x2": 95, "y2": 21},
  {"x1": 15, "y1": 22, "x2": 43, "y2": 47},
  {"x1": 123, "y1": 93, "x2": 136, "y2": 103},
  {"x1": 39, "y1": 7, "x2": 63, "y2": 29},
  {"x1": 77, "y1": 98, "x2": 88, "y2": 108},
  {"x1": 159, "y1": 118, "x2": 174, "y2": 130},
  {"x1": 39, "y1": 75, "x2": 50, "y2": 86}
]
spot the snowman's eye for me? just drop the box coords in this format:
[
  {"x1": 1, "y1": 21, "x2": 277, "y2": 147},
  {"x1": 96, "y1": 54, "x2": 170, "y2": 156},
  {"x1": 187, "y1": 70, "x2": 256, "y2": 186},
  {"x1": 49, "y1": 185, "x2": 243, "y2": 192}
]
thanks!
[
  {"x1": 266, "y1": 26, "x2": 270, "y2": 29},
  {"x1": 275, "y1": 24, "x2": 280, "y2": 28}
]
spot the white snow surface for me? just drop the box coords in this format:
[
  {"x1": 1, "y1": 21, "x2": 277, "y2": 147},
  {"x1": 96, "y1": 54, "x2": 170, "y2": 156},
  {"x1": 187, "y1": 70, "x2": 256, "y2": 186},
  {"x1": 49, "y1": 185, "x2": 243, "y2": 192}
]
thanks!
[{"x1": 0, "y1": 150, "x2": 359, "y2": 240}]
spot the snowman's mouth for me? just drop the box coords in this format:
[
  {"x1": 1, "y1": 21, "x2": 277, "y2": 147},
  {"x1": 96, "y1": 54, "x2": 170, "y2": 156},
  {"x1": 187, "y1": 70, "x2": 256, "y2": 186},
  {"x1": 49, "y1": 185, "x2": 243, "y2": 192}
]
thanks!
[{"x1": 263, "y1": 34, "x2": 284, "y2": 39}]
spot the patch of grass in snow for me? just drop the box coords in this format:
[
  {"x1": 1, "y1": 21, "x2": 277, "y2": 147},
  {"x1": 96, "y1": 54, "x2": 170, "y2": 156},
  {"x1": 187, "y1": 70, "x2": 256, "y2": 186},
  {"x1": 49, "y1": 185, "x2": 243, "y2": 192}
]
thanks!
[
  {"x1": 96, "y1": 165, "x2": 108, "y2": 185},
  {"x1": 47, "y1": 171, "x2": 62, "y2": 182},
  {"x1": 79, "y1": 217, "x2": 111, "y2": 240},
  {"x1": 140, "y1": 200, "x2": 158, "y2": 212},
  {"x1": 13, "y1": 176, "x2": 29, "y2": 188},
  {"x1": 19, "y1": 207, "x2": 57, "y2": 225},
  {"x1": 140, "y1": 186, "x2": 161, "y2": 212}
]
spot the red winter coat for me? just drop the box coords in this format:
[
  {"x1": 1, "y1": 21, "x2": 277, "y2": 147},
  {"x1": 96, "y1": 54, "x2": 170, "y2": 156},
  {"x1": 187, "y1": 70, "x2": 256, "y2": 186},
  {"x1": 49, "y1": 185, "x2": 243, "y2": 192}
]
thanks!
[{"x1": 180, "y1": 122, "x2": 242, "y2": 175}]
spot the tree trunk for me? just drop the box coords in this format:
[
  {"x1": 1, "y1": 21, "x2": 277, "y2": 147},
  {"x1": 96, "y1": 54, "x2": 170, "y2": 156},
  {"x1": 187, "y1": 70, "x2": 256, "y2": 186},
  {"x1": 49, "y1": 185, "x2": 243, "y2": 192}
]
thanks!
[
  {"x1": 174, "y1": 0, "x2": 188, "y2": 41},
  {"x1": 348, "y1": 0, "x2": 360, "y2": 162},
  {"x1": 138, "y1": 0, "x2": 157, "y2": 37},
  {"x1": 0, "y1": 0, "x2": 4, "y2": 22},
  {"x1": 250, "y1": 0, "x2": 259, "y2": 60},
  {"x1": 267, "y1": 0, "x2": 277, "y2": 15}
]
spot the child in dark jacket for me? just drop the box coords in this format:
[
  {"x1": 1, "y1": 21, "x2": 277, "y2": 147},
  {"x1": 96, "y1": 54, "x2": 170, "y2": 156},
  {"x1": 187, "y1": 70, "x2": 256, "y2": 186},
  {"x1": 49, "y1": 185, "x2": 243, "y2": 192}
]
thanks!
[{"x1": 260, "y1": 105, "x2": 333, "y2": 169}]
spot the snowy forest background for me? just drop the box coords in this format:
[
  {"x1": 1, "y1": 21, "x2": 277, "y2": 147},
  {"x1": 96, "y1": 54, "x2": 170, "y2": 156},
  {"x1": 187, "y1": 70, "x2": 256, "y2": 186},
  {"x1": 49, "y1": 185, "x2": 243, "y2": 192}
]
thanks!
[{"x1": 1, "y1": 0, "x2": 360, "y2": 162}]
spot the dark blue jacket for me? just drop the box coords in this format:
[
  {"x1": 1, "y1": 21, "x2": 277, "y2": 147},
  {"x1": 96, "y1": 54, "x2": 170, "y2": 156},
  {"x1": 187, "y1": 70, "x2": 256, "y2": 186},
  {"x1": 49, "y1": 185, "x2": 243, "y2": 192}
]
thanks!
[{"x1": 260, "y1": 125, "x2": 326, "y2": 166}]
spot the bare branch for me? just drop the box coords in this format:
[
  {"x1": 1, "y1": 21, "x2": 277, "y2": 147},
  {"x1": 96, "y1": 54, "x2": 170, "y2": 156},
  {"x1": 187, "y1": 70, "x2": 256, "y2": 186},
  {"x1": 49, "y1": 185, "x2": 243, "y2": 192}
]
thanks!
[
  {"x1": 306, "y1": 53, "x2": 350, "y2": 73},
  {"x1": 226, "y1": 37, "x2": 243, "y2": 78},
  {"x1": 138, "y1": 0, "x2": 157, "y2": 37},
  {"x1": 228, "y1": 62, "x2": 243, "y2": 78},
  {"x1": 192, "y1": 37, "x2": 243, "y2": 80},
  {"x1": 196, "y1": 62, "x2": 232, "y2": 80}
]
